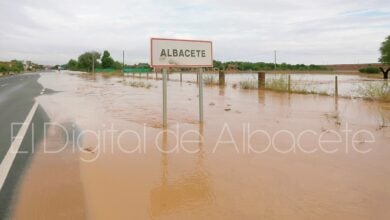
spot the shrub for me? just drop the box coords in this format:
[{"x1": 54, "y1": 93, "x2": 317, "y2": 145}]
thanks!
[
  {"x1": 359, "y1": 66, "x2": 380, "y2": 74},
  {"x1": 0, "y1": 64, "x2": 9, "y2": 73}
]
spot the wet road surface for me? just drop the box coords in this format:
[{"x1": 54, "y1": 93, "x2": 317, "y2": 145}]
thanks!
[{"x1": 0, "y1": 73, "x2": 49, "y2": 219}]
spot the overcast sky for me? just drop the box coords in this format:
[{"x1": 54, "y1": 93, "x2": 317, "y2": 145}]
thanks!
[{"x1": 0, "y1": 0, "x2": 389, "y2": 65}]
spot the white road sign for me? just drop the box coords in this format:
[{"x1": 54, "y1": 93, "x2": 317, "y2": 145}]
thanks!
[{"x1": 150, "y1": 38, "x2": 213, "y2": 67}]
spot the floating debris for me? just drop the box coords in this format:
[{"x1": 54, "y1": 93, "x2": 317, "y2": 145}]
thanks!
[{"x1": 83, "y1": 147, "x2": 96, "y2": 153}]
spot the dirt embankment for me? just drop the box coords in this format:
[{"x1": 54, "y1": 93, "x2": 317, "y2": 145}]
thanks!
[{"x1": 325, "y1": 63, "x2": 389, "y2": 71}]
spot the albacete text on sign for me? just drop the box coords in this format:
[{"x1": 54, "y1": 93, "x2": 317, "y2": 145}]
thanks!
[{"x1": 160, "y1": 49, "x2": 206, "y2": 58}]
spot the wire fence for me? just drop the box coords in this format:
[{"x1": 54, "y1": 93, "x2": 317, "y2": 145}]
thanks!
[{"x1": 122, "y1": 72, "x2": 389, "y2": 100}]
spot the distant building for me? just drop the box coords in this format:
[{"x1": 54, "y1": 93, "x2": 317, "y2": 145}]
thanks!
[
  {"x1": 22, "y1": 60, "x2": 40, "y2": 71},
  {"x1": 0, "y1": 61, "x2": 12, "y2": 68}
]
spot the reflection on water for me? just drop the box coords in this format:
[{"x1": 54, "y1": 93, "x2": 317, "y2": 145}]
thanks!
[
  {"x1": 150, "y1": 126, "x2": 213, "y2": 218},
  {"x1": 335, "y1": 96, "x2": 339, "y2": 112},
  {"x1": 218, "y1": 85, "x2": 225, "y2": 96},
  {"x1": 257, "y1": 90, "x2": 265, "y2": 105},
  {"x1": 378, "y1": 102, "x2": 390, "y2": 128}
]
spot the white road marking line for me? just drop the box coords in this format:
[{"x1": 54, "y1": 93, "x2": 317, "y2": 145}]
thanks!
[
  {"x1": 1, "y1": 83, "x2": 8, "y2": 87},
  {"x1": 0, "y1": 102, "x2": 38, "y2": 192}
]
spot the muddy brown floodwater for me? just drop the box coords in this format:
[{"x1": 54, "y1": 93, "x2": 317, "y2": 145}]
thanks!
[{"x1": 10, "y1": 72, "x2": 390, "y2": 219}]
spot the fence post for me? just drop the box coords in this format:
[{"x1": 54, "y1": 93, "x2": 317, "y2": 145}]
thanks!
[
  {"x1": 180, "y1": 72, "x2": 183, "y2": 82},
  {"x1": 147, "y1": 72, "x2": 149, "y2": 80},
  {"x1": 219, "y1": 70, "x2": 225, "y2": 86},
  {"x1": 132, "y1": 72, "x2": 135, "y2": 78},
  {"x1": 258, "y1": 72, "x2": 265, "y2": 89},
  {"x1": 288, "y1": 74, "x2": 291, "y2": 93},
  {"x1": 335, "y1": 75, "x2": 338, "y2": 97}
]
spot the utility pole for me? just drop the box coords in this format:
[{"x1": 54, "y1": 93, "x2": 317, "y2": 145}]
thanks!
[{"x1": 274, "y1": 50, "x2": 277, "y2": 71}]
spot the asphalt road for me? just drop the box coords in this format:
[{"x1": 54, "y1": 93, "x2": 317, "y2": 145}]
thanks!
[{"x1": 0, "y1": 73, "x2": 49, "y2": 219}]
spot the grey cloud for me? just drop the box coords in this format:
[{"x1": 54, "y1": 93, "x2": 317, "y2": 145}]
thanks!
[{"x1": 0, "y1": 0, "x2": 389, "y2": 65}]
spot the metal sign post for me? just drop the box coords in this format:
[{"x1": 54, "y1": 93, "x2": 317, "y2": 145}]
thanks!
[
  {"x1": 150, "y1": 38, "x2": 213, "y2": 128},
  {"x1": 163, "y1": 68, "x2": 168, "y2": 128},
  {"x1": 198, "y1": 68, "x2": 204, "y2": 122}
]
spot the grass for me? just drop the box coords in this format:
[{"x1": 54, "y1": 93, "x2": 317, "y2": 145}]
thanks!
[
  {"x1": 127, "y1": 81, "x2": 153, "y2": 89},
  {"x1": 203, "y1": 74, "x2": 218, "y2": 85},
  {"x1": 265, "y1": 75, "x2": 289, "y2": 91},
  {"x1": 264, "y1": 75, "x2": 331, "y2": 95},
  {"x1": 239, "y1": 80, "x2": 258, "y2": 89},
  {"x1": 238, "y1": 75, "x2": 331, "y2": 96},
  {"x1": 101, "y1": 71, "x2": 124, "y2": 77},
  {"x1": 357, "y1": 81, "x2": 390, "y2": 101},
  {"x1": 292, "y1": 87, "x2": 328, "y2": 96}
]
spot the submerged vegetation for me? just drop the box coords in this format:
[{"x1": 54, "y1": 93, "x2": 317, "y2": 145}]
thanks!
[
  {"x1": 238, "y1": 75, "x2": 329, "y2": 96},
  {"x1": 238, "y1": 76, "x2": 289, "y2": 91},
  {"x1": 239, "y1": 80, "x2": 257, "y2": 89},
  {"x1": 357, "y1": 82, "x2": 390, "y2": 101},
  {"x1": 126, "y1": 81, "x2": 153, "y2": 89},
  {"x1": 265, "y1": 76, "x2": 289, "y2": 91},
  {"x1": 101, "y1": 71, "x2": 124, "y2": 77},
  {"x1": 203, "y1": 75, "x2": 218, "y2": 85}
]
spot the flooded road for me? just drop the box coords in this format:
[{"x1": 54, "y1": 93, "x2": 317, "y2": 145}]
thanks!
[{"x1": 10, "y1": 71, "x2": 390, "y2": 219}]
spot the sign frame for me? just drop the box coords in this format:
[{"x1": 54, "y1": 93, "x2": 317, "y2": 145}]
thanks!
[{"x1": 150, "y1": 37, "x2": 213, "y2": 68}]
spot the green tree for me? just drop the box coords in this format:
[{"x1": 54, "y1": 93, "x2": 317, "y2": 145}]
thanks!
[
  {"x1": 112, "y1": 61, "x2": 123, "y2": 70},
  {"x1": 135, "y1": 63, "x2": 151, "y2": 69},
  {"x1": 379, "y1": 35, "x2": 390, "y2": 79},
  {"x1": 78, "y1": 51, "x2": 101, "y2": 72},
  {"x1": 213, "y1": 60, "x2": 222, "y2": 70},
  {"x1": 67, "y1": 59, "x2": 78, "y2": 71},
  {"x1": 10, "y1": 60, "x2": 24, "y2": 73},
  {"x1": 101, "y1": 50, "x2": 114, "y2": 69},
  {"x1": 0, "y1": 63, "x2": 10, "y2": 74}
]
